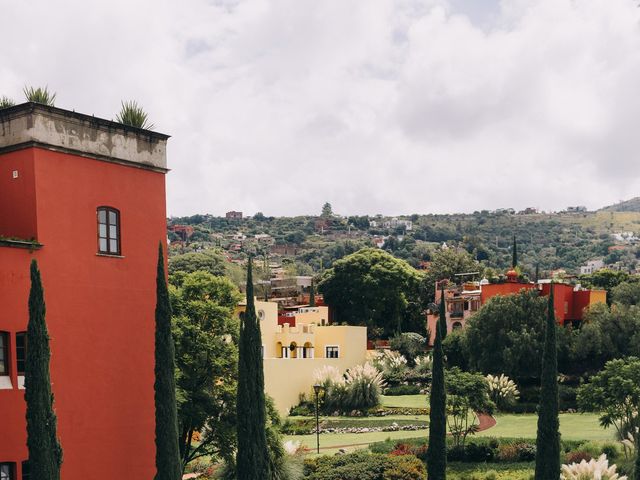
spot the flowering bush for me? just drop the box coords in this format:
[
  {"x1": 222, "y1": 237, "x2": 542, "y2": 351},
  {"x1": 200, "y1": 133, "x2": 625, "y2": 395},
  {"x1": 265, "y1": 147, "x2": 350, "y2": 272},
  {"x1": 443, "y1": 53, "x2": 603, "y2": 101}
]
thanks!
[
  {"x1": 560, "y1": 454, "x2": 627, "y2": 480},
  {"x1": 413, "y1": 355, "x2": 432, "y2": 374},
  {"x1": 343, "y1": 363, "x2": 386, "y2": 411},
  {"x1": 486, "y1": 374, "x2": 520, "y2": 410},
  {"x1": 373, "y1": 350, "x2": 409, "y2": 378}
]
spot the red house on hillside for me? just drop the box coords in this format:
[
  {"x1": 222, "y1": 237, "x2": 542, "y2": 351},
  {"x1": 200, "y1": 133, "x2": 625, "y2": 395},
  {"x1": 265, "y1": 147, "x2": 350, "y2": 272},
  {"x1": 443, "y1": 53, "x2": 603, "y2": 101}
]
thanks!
[{"x1": 0, "y1": 103, "x2": 169, "y2": 479}]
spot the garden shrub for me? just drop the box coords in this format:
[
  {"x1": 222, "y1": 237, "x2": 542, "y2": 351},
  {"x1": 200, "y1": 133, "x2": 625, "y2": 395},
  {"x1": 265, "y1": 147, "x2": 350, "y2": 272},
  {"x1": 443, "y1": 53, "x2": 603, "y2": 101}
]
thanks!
[
  {"x1": 485, "y1": 374, "x2": 519, "y2": 410},
  {"x1": 565, "y1": 450, "x2": 593, "y2": 464},
  {"x1": 385, "y1": 384, "x2": 422, "y2": 396},
  {"x1": 560, "y1": 454, "x2": 627, "y2": 480},
  {"x1": 578, "y1": 441, "x2": 621, "y2": 463},
  {"x1": 304, "y1": 451, "x2": 425, "y2": 480},
  {"x1": 389, "y1": 333, "x2": 427, "y2": 366},
  {"x1": 513, "y1": 442, "x2": 536, "y2": 462},
  {"x1": 496, "y1": 444, "x2": 519, "y2": 462}
]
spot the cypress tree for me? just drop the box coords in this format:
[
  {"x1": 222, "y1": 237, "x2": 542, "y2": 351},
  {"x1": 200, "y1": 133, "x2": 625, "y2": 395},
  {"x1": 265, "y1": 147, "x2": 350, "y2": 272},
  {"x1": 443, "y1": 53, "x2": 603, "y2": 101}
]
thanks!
[
  {"x1": 534, "y1": 285, "x2": 560, "y2": 480},
  {"x1": 154, "y1": 244, "x2": 182, "y2": 480},
  {"x1": 535, "y1": 263, "x2": 540, "y2": 283},
  {"x1": 427, "y1": 286, "x2": 447, "y2": 480},
  {"x1": 438, "y1": 286, "x2": 447, "y2": 340},
  {"x1": 309, "y1": 279, "x2": 316, "y2": 307},
  {"x1": 635, "y1": 445, "x2": 640, "y2": 480},
  {"x1": 25, "y1": 260, "x2": 62, "y2": 479},
  {"x1": 237, "y1": 258, "x2": 270, "y2": 479},
  {"x1": 512, "y1": 235, "x2": 518, "y2": 268}
]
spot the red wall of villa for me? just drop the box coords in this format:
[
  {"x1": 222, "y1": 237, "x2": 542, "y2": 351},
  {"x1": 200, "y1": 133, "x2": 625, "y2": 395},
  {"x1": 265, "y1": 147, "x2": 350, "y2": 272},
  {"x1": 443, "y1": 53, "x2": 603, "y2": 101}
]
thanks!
[{"x1": 0, "y1": 146, "x2": 166, "y2": 479}]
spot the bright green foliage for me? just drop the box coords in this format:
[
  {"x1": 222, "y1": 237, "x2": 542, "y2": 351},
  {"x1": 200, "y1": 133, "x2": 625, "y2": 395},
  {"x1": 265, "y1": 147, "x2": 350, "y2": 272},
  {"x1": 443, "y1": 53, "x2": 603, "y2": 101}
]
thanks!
[
  {"x1": 577, "y1": 357, "x2": 640, "y2": 442},
  {"x1": 168, "y1": 249, "x2": 227, "y2": 277},
  {"x1": 421, "y1": 247, "x2": 482, "y2": 305},
  {"x1": 170, "y1": 271, "x2": 241, "y2": 468},
  {"x1": 446, "y1": 368, "x2": 493, "y2": 447},
  {"x1": 154, "y1": 245, "x2": 182, "y2": 480},
  {"x1": 0, "y1": 96, "x2": 15, "y2": 108},
  {"x1": 236, "y1": 258, "x2": 270, "y2": 479},
  {"x1": 319, "y1": 248, "x2": 424, "y2": 336},
  {"x1": 466, "y1": 289, "x2": 547, "y2": 380},
  {"x1": 442, "y1": 331, "x2": 469, "y2": 370},
  {"x1": 428, "y1": 287, "x2": 447, "y2": 479},
  {"x1": 535, "y1": 287, "x2": 561, "y2": 480},
  {"x1": 115, "y1": 100, "x2": 154, "y2": 129},
  {"x1": 512, "y1": 235, "x2": 517, "y2": 268},
  {"x1": 25, "y1": 260, "x2": 63, "y2": 479},
  {"x1": 23, "y1": 86, "x2": 56, "y2": 106}
]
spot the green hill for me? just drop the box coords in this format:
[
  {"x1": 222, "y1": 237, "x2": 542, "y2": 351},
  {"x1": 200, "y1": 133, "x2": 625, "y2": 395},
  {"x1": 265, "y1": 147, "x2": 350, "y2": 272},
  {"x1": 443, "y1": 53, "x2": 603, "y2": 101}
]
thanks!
[{"x1": 600, "y1": 197, "x2": 640, "y2": 212}]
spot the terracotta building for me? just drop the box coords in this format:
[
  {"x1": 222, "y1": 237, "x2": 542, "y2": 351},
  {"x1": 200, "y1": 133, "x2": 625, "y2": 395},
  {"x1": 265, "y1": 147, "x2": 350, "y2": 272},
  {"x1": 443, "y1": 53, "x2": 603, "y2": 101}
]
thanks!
[
  {"x1": 427, "y1": 269, "x2": 606, "y2": 345},
  {"x1": 0, "y1": 103, "x2": 169, "y2": 479}
]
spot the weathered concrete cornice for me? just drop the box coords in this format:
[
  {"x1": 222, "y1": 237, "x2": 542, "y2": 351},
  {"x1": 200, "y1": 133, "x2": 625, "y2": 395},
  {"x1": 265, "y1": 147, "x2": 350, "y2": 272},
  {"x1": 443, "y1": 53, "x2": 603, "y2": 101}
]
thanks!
[{"x1": 0, "y1": 103, "x2": 169, "y2": 172}]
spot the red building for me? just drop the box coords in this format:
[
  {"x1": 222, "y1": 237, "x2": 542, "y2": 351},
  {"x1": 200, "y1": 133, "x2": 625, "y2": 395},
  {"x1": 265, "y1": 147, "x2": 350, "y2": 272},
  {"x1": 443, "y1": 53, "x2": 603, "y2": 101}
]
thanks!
[
  {"x1": 427, "y1": 269, "x2": 606, "y2": 345},
  {"x1": 0, "y1": 103, "x2": 169, "y2": 479}
]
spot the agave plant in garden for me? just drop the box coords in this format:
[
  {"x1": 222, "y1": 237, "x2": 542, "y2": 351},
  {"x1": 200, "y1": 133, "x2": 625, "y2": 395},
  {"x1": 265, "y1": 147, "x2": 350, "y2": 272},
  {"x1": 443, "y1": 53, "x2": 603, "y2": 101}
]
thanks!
[
  {"x1": 115, "y1": 100, "x2": 154, "y2": 129},
  {"x1": 486, "y1": 373, "x2": 520, "y2": 410},
  {"x1": 23, "y1": 86, "x2": 56, "y2": 106},
  {"x1": 560, "y1": 454, "x2": 626, "y2": 480}
]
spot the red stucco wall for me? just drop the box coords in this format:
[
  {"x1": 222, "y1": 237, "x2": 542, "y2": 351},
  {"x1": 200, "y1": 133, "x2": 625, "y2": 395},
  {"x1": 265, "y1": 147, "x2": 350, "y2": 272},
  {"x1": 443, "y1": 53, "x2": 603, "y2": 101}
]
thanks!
[{"x1": 0, "y1": 146, "x2": 166, "y2": 479}]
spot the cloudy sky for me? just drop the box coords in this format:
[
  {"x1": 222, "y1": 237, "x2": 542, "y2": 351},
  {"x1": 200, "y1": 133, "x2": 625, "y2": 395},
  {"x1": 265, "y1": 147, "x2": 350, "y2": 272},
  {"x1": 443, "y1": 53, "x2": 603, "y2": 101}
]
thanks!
[{"x1": 2, "y1": 0, "x2": 640, "y2": 217}]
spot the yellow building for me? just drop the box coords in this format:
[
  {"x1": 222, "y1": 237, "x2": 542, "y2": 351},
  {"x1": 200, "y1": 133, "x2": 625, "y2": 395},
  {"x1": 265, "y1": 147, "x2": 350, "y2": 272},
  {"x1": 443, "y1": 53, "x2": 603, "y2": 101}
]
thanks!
[{"x1": 237, "y1": 300, "x2": 367, "y2": 414}]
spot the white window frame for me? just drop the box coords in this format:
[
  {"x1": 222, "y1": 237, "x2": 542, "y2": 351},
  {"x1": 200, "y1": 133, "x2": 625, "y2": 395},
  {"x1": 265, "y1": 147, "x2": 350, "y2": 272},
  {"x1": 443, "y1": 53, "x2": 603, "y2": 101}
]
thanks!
[{"x1": 325, "y1": 345, "x2": 340, "y2": 359}]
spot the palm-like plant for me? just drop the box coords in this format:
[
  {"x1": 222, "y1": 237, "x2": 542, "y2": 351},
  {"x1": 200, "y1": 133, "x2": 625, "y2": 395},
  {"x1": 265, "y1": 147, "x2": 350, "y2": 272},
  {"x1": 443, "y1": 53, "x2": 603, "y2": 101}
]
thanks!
[
  {"x1": 0, "y1": 96, "x2": 15, "y2": 109},
  {"x1": 23, "y1": 86, "x2": 56, "y2": 106},
  {"x1": 115, "y1": 100, "x2": 154, "y2": 130}
]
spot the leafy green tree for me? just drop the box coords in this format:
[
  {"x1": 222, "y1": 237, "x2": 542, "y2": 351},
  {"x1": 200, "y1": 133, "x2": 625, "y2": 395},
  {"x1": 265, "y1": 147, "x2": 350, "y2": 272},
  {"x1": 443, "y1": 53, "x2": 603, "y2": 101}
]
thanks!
[
  {"x1": 168, "y1": 249, "x2": 227, "y2": 277},
  {"x1": 389, "y1": 332, "x2": 426, "y2": 367},
  {"x1": 442, "y1": 331, "x2": 469, "y2": 371},
  {"x1": 319, "y1": 248, "x2": 424, "y2": 336},
  {"x1": 421, "y1": 248, "x2": 481, "y2": 304},
  {"x1": 427, "y1": 286, "x2": 447, "y2": 480},
  {"x1": 446, "y1": 368, "x2": 493, "y2": 447},
  {"x1": 154, "y1": 245, "x2": 182, "y2": 480},
  {"x1": 25, "y1": 260, "x2": 62, "y2": 479},
  {"x1": 170, "y1": 271, "x2": 242, "y2": 469},
  {"x1": 571, "y1": 303, "x2": 640, "y2": 373},
  {"x1": 321, "y1": 202, "x2": 333, "y2": 218},
  {"x1": 236, "y1": 259, "x2": 270, "y2": 479},
  {"x1": 612, "y1": 281, "x2": 640, "y2": 307},
  {"x1": 535, "y1": 287, "x2": 560, "y2": 480},
  {"x1": 466, "y1": 290, "x2": 546, "y2": 380},
  {"x1": 580, "y1": 269, "x2": 631, "y2": 305}
]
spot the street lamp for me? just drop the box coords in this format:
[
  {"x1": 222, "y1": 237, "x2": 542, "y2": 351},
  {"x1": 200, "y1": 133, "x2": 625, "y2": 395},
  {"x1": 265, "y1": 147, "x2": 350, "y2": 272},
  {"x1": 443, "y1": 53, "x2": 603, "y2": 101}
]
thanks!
[{"x1": 313, "y1": 383, "x2": 325, "y2": 454}]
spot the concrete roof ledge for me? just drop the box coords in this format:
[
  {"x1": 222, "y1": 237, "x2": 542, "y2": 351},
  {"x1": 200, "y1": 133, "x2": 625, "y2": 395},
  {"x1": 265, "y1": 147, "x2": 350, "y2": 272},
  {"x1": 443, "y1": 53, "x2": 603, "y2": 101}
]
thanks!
[{"x1": 0, "y1": 103, "x2": 169, "y2": 172}]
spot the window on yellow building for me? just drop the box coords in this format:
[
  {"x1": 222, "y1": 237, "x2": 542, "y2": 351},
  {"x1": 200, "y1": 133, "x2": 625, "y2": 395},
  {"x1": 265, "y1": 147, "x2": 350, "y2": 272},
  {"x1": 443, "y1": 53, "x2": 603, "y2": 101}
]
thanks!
[{"x1": 325, "y1": 346, "x2": 339, "y2": 358}]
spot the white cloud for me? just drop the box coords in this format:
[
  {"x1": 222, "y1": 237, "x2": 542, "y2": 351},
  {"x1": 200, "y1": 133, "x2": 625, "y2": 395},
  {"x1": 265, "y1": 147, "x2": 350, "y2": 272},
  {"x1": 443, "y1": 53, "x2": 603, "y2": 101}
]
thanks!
[{"x1": 2, "y1": 0, "x2": 640, "y2": 216}]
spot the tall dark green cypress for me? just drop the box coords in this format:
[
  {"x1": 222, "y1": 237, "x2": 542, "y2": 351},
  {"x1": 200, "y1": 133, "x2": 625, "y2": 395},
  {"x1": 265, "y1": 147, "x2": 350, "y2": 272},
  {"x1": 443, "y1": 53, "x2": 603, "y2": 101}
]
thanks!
[
  {"x1": 438, "y1": 286, "x2": 447, "y2": 340},
  {"x1": 237, "y1": 258, "x2": 270, "y2": 479},
  {"x1": 309, "y1": 279, "x2": 316, "y2": 307},
  {"x1": 512, "y1": 235, "x2": 518, "y2": 268},
  {"x1": 634, "y1": 445, "x2": 640, "y2": 480},
  {"x1": 25, "y1": 260, "x2": 62, "y2": 479},
  {"x1": 534, "y1": 285, "x2": 560, "y2": 480},
  {"x1": 427, "y1": 287, "x2": 447, "y2": 480},
  {"x1": 154, "y1": 244, "x2": 182, "y2": 480},
  {"x1": 535, "y1": 263, "x2": 540, "y2": 283}
]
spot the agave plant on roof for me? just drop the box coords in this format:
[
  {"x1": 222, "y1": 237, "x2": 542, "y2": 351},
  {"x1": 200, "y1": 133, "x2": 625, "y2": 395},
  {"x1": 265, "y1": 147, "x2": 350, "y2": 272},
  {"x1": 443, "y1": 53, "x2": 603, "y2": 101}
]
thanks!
[
  {"x1": 115, "y1": 100, "x2": 154, "y2": 130},
  {"x1": 23, "y1": 86, "x2": 56, "y2": 106}
]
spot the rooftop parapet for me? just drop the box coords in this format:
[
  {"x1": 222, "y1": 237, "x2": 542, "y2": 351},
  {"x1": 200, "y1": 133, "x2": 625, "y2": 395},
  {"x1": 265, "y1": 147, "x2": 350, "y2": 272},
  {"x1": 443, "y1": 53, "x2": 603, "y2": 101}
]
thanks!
[{"x1": 0, "y1": 102, "x2": 169, "y2": 172}]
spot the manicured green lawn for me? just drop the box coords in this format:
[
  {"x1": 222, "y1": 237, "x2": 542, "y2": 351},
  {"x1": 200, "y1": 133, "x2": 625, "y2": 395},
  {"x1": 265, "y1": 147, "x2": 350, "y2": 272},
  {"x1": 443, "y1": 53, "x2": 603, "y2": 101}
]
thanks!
[
  {"x1": 477, "y1": 413, "x2": 613, "y2": 442},
  {"x1": 381, "y1": 394, "x2": 427, "y2": 408},
  {"x1": 447, "y1": 462, "x2": 534, "y2": 479}
]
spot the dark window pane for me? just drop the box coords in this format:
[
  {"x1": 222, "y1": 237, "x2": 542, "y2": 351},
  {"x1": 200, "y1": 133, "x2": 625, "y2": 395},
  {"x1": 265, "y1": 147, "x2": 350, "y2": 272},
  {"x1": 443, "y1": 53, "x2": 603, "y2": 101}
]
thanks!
[
  {"x1": 21, "y1": 461, "x2": 29, "y2": 480},
  {"x1": 0, "y1": 333, "x2": 7, "y2": 375},
  {"x1": 16, "y1": 332, "x2": 26, "y2": 375}
]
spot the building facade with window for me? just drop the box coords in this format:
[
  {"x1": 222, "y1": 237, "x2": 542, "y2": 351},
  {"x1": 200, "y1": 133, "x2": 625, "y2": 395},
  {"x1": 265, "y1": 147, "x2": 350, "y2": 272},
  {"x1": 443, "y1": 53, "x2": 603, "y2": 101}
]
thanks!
[
  {"x1": 236, "y1": 300, "x2": 367, "y2": 414},
  {"x1": 0, "y1": 103, "x2": 169, "y2": 479}
]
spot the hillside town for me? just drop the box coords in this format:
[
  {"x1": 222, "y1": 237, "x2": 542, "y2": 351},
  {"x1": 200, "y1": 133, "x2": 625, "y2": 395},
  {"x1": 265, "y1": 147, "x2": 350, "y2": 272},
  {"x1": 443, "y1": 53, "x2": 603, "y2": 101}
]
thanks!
[{"x1": 4, "y1": 2, "x2": 640, "y2": 480}]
